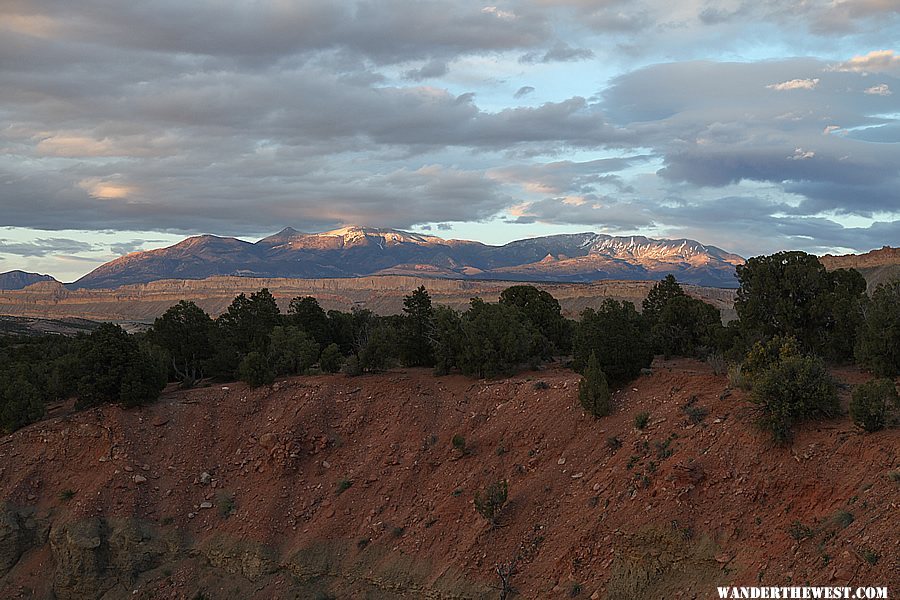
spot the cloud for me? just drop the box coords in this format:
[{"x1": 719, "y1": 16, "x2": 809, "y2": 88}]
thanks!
[
  {"x1": 403, "y1": 60, "x2": 449, "y2": 81},
  {"x1": 864, "y1": 83, "x2": 892, "y2": 95},
  {"x1": 788, "y1": 148, "x2": 816, "y2": 161},
  {"x1": 508, "y1": 195, "x2": 653, "y2": 229},
  {"x1": 109, "y1": 239, "x2": 162, "y2": 255},
  {"x1": 767, "y1": 78, "x2": 819, "y2": 91},
  {"x1": 829, "y1": 50, "x2": 900, "y2": 74},
  {"x1": 600, "y1": 58, "x2": 900, "y2": 217},
  {"x1": 514, "y1": 85, "x2": 535, "y2": 98},
  {"x1": 519, "y1": 41, "x2": 594, "y2": 63},
  {"x1": 0, "y1": 1, "x2": 896, "y2": 262},
  {"x1": 0, "y1": 238, "x2": 95, "y2": 257}
]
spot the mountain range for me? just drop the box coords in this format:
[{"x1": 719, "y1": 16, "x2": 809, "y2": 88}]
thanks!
[
  {"x1": 67, "y1": 226, "x2": 746, "y2": 289},
  {"x1": 0, "y1": 270, "x2": 56, "y2": 290}
]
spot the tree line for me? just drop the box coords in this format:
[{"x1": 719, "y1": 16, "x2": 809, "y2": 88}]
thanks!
[{"x1": 1, "y1": 249, "x2": 897, "y2": 438}]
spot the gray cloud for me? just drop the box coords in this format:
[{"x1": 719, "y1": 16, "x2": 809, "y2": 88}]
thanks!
[
  {"x1": 0, "y1": 1, "x2": 897, "y2": 261},
  {"x1": 403, "y1": 60, "x2": 450, "y2": 81},
  {"x1": 0, "y1": 238, "x2": 95, "y2": 257},
  {"x1": 600, "y1": 58, "x2": 900, "y2": 216},
  {"x1": 520, "y1": 42, "x2": 594, "y2": 64},
  {"x1": 514, "y1": 86, "x2": 535, "y2": 98}
]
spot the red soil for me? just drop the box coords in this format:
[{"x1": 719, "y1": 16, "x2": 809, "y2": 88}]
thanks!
[{"x1": 0, "y1": 359, "x2": 896, "y2": 598}]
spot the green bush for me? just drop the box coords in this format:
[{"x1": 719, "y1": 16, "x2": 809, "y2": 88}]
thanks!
[
  {"x1": 431, "y1": 305, "x2": 463, "y2": 375},
  {"x1": 237, "y1": 351, "x2": 274, "y2": 386},
  {"x1": 150, "y1": 300, "x2": 214, "y2": 384},
  {"x1": 742, "y1": 336, "x2": 802, "y2": 383},
  {"x1": 579, "y1": 352, "x2": 611, "y2": 418},
  {"x1": 400, "y1": 285, "x2": 435, "y2": 367},
  {"x1": 751, "y1": 352, "x2": 838, "y2": 443},
  {"x1": 268, "y1": 326, "x2": 319, "y2": 376},
  {"x1": 633, "y1": 411, "x2": 650, "y2": 430},
  {"x1": 358, "y1": 321, "x2": 400, "y2": 372},
  {"x1": 574, "y1": 299, "x2": 652, "y2": 386},
  {"x1": 474, "y1": 480, "x2": 508, "y2": 527},
  {"x1": 849, "y1": 378, "x2": 899, "y2": 432},
  {"x1": 76, "y1": 323, "x2": 167, "y2": 408},
  {"x1": 734, "y1": 252, "x2": 865, "y2": 359},
  {"x1": 855, "y1": 279, "x2": 900, "y2": 377},
  {"x1": 0, "y1": 374, "x2": 45, "y2": 433},
  {"x1": 499, "y1": 285, "x2": 572, "y2": 354},
  {"x1": 643, "y1": 275, "x2": 723, "y2": 358},
  {"x1": 456, "y1": 298, "x2": 548, "y2": 378},
  {"x1": 652, "y1": 295, "x2": 723, "y2": 358},
  {"x1": 318, "y1": 343, "x2": 344, "y2": 373}
]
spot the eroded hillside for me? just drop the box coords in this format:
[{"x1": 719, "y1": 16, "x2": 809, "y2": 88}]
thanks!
[{"x1": 0, "y1": 359, "x2": 896, "y2": 598}]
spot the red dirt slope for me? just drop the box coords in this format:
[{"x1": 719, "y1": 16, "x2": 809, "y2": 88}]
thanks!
[{"x1": 0, "y1": 359, "x2": 896, "y2": 598}]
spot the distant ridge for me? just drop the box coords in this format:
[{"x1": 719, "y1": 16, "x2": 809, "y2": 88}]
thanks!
[
  {"x1": 820, "y1": 246, "x2": 900, "y2": 291},
  {"x1": 72, "y1": 226, "x2": 745, "y2": 289},
  {"x1": 0, "y1": 270, "x2": 57, "y2": 290}
]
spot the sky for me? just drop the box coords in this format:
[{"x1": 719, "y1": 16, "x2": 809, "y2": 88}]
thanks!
[{"x1": 1, "y1": 1, "x2": 899, "y2": 282}]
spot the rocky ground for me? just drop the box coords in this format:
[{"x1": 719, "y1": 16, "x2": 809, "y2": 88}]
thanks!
[{"x1": 0, "y1": 359, "x2": 896, "y2": 599}]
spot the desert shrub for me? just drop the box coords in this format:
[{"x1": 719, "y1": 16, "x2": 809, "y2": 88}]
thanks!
[
  {"x1": 574, "y1": 299, "x2": 652, "y2": 386},
  {"x1": 681, "y1": 397, "x2": 708, "y2": 424},
  {"x1": 341, "y1": 354, "x2": 362, "y2": 376},
  {"x1": 849, "y1": 378, "x2": 899, "y2": 432},
  {"x1": 634, "y1": 412, "x2": 650, "y2": 429},
  {"x1": 237, "y1": 351, "x2": 274, "y2": 386},
  {"x1": 268, "y1": 326, "x2": 319, "y2": 376},
  {"x1": 336, "y1": 478, "x2": 353, "y2": 495},
  {"x1": 287, "y1": 296, "x2": 331, "y2": 345},
  {"x1": 654, "y1": 296, "x2": 723, "y2": 358},
  {"x1": 742, "y1": 336, "x2": 802, "y2": 384},
  {"x1": 400, "y1": 285, "x2": 435, "y2": 367},
  {"x1": 0, "y1": 373, "x2": 45, "y2": 434},
  {"x1": 217, "y1": 289, "x2": 281, "y2": 356},
  {"x1": 150, "y1": 300, "x2": 214, "y2": 384},
  {"x1": 642, "y1": 275, "x2": 685, "y2": 323},
  {"x1": 579, "y1": 352, "x2": 611, "y2": 418},
  {"x1": 318, "y1": 343, "x2": 344, "y2": 373},
  {"x1": 216, "y1": 492, "x2": 236, "y2": 517},
  {"x1": 735, "y1": 252, "x2": 865, "y2": 359},
  {"x1": 751, "y1": 351, "x2": 838, "y2": 443},
  {"x1": 706, "y1": 352, "x2": 726, "y2": 376},
  {"x1": 452, "y1": 434, "x2": 467, "y2": 454},
  {"x1": 456, "y1": 298, "x2": 548, "y2": 378},
  {"x1": 855, "y1": 279, "x2": 900, "y2": 377},
  {"x1": 474, "y1": 480, "x2": 508, "y2": 527},
  {"x1": 727, "y1": 363, "x2": 748, "y2": 390},
  {"x1": 358, "y1": 319, "x2": 401, "y2": 372},
  {"x1": 430, "y1": 305, "x2": 463, "y2": 375},
  {"x1": 76, "y1": 323, "x2": 167, "y2": 408},
  {"x1": 499, "y1": 285, "x2": 572, "y2": 353}
]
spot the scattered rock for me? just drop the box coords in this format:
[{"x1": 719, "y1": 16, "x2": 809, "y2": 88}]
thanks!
[
  {"x1": 199, "y1": 502, "x2": 213, "y2": 510},
  {"x1": 132, "y1": 475, "x2": 147, "y2": 484},
  {"x1": 259, "y1": 433, "x2": 279, "y2": 451},
  {"x1": 199, "y1": 472, "x2": 212, "y2": 485},
  {"x1": 557, "y1": 457, "x2": 566, "y2": 465}
]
